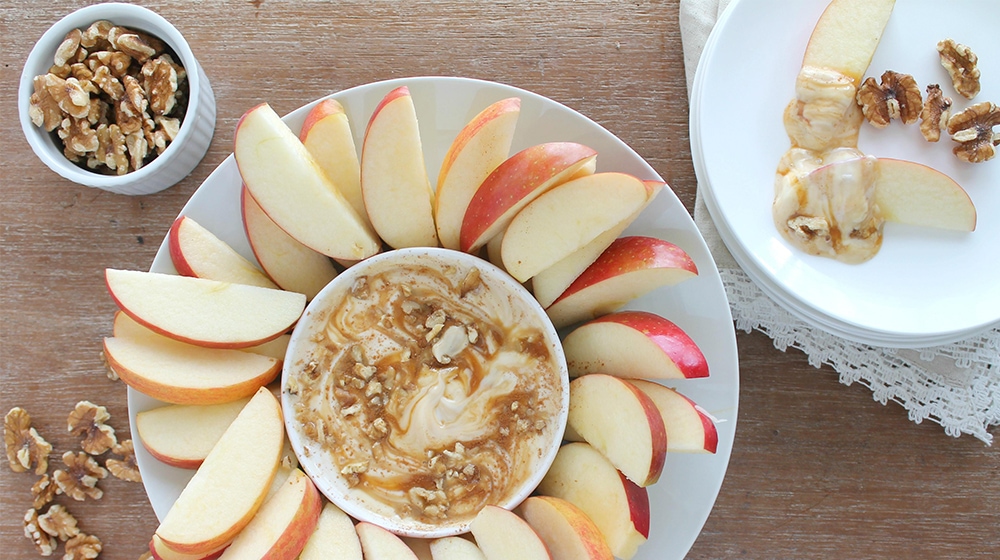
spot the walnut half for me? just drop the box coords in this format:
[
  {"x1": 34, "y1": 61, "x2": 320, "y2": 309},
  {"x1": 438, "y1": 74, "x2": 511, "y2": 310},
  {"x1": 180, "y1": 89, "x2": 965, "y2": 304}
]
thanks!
[
  {"x1": 4, "y1": 407, "x2": 52, "y2": 475},
  {"x1": 938, "y1": 39, "x2": 981, "y2": 100},
  {"x1": 947, "y1": 101, "x2": 1000, "y2": 163},
  {"x1": 857, "y1": 70, "x2": 922, "y2": 128},
  {"x1": 67, "y1": 401, "x2": 117, "y2": 456},
  {"x1": 919, "y1": 84, "x2": 953, "y2": 142},
  {"x1": 53, "y1": 451, "x2": 108, "y2": 501}
]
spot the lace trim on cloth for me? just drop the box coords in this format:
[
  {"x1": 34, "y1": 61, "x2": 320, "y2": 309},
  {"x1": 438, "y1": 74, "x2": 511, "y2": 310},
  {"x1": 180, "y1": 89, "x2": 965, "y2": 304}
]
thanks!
[{"x1": 722, "y1": 268, "x2": 1000, "y2": 444}]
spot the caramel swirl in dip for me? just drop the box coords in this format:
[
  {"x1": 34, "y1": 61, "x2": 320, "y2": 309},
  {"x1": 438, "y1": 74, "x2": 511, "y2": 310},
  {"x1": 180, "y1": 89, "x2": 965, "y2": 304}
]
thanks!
[{"x1": 286, "y1": 258, "x2": 565, "y2": 529}]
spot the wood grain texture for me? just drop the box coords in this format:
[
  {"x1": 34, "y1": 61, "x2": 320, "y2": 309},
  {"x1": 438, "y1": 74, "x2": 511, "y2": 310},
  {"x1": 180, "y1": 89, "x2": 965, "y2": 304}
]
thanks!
[{"x1": 1, "y1": 1, "x2": 996, "y2": 559}]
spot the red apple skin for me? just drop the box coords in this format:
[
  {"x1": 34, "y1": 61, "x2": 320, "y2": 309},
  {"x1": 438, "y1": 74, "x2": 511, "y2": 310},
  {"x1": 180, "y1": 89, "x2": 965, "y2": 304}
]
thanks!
[
  {"x1": 460, "y1": 142, "x2": 598, "y2": 252},
  {"x1": 550, "y1": 236, "x2": 698, "y2": 306},
  {"x1": 629, "y1": 379, "x2": 719, "y2": 454},
  {"x1": 700, "y1": 409, "x2": 719, "y2": 454},
  {"x1": 623, "y1": 379, "x2": 668, "y2": 486},
  {"x1": 141, "y1": 441, "x2": 204, "y2": 471},
  {"x1": 265, "y1": 477, "x2": 323, "y2": 560},
  {"x1": 584, "y1": 311, "x2": 709, "y2": 379},
  {"x1": 439, "y1": 96, "x2": 521, "y2": 181},
  {"x1": 299, "y1": 98, "x2": 345, "y2": 141},
  {"x1": 364, "y1": 85, "x2": 411, "y2": 139},
  {"x1": 619, "y1": 470, "x2": 650, "y2": 539},
  {"x1": 168, "y1": 216, "x2": 197, "y2": 277}
]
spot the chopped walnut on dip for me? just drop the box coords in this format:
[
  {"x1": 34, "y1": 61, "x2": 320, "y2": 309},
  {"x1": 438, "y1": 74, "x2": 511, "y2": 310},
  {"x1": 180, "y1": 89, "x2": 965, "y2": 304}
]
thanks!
[{"x1": 27, "y1": 20, "x2": 187, "y2": 175}]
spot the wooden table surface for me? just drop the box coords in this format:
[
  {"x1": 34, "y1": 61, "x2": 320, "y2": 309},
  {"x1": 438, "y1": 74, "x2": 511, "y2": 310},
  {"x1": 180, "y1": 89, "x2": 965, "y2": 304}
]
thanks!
[{"x1": 2, "y1": 1, "x2": 997, "y2": 558}]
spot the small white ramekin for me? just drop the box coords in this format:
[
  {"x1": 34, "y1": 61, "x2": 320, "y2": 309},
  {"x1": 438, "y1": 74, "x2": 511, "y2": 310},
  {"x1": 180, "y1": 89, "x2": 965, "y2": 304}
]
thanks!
[
  {"x1": 282, "y1": 247, "x2": 570, "y2": 538},
  {"x1": 18, "y1": 3, "x2": 215, "y2": 195}
]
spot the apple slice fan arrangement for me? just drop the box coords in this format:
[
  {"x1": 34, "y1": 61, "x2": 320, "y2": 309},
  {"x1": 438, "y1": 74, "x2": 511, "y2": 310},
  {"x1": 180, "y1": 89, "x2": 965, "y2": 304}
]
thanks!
[{"x1": 90, "y1": 82, "x2": 726, "y2": 560}]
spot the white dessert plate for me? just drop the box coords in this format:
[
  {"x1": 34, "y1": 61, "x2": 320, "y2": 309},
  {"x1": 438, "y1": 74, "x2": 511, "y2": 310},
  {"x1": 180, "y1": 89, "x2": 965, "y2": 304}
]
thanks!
[
  {"x1": 692, "y1": 0, "x2": 1000, "y2": 344},
  {"x1": 126, "y1": 76, "x2": 740, "y2": 559}
]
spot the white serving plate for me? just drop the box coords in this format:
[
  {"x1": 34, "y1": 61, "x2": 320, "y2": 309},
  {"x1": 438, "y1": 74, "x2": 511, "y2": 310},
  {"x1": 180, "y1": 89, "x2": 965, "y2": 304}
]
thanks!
[
  {"x1": 127, "y1": 76, "x2": 740, "y2": 559},
  {"x1": 693, "y1": 0, "x2": 1000, "y2": 345}
]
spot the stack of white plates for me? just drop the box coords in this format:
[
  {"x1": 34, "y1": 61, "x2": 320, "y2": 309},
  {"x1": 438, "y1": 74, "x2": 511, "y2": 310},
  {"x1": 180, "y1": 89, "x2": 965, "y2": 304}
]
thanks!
[{"x1": 690, "y1": 0, "x2": 1000, "y2": 348}]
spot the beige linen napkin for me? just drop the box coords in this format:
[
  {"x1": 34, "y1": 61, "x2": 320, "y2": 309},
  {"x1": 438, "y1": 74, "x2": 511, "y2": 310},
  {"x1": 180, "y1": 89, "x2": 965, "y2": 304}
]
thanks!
[{"x1": 679, "y1": 0, "x2": 999, "y2": 444}]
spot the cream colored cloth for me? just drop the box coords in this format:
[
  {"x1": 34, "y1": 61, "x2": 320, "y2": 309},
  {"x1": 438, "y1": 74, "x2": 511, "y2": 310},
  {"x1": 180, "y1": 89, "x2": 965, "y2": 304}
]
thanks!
[{"x1": 680, "y1": 0, "x2": 999, "y2": 444}]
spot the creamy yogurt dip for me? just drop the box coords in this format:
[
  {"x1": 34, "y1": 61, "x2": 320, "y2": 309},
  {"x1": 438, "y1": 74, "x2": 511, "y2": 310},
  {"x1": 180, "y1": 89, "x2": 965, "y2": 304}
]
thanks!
[
  {"x1": 283, "y1": 249, "x2": 567, "y2": 536},
  {"x1": 774, "y1": 65, "x2": 885, "y2": 263}
]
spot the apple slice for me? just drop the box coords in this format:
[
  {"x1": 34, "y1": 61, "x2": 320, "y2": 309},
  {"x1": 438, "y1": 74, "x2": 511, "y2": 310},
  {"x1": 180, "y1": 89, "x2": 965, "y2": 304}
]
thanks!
[
  {"x1": 299, "y1": 502, "x2": 363, "y2": 560},
  {"x1": 470, "y1": 505, "x2": 552, "y2": 560},
  {"x1": 241, "y1": 187, "x2": 338, "y2": 300},
  {"x1": 355, "y1": 522, "x2": 420, "y2": 560},
  {"x1": 113, "y1": 310, "x2": 290, "y2": 364},
  {"x1": 235, "y1": 103, "x2": 380, "y2": 261},
  {"x1": 150, "y1": 535, "x2": 227, "y2": 560},
  {"x1": 217, "y1": 468, "x2": 322, "y2": 560},
  {"x1": 519, "y1": 496, "x2": 613, "y2": 560},
  {"x1": 136, "y1": 399, "x2": 250, "y2": 469},
  {"x1": 360, "y1": 86, "x2": 438, "y2": 248},
  {"x1": 155, "y1": 387, "x2": 284, "y2": 555},
  {"x1": 299, "y1": 98, "x2": 370, "y2": 230},
  {"x1": 801, "y1": 0, "x2": 897, "y2": 84},
  {"x1": 629, "y1": 380, "x2": 719, "y2": 454},
  {"x1": 429, "y1": 536, "x2": 486, "y2": 560},
  {"x1": 106, "y1": 269, "x2": 306, "y2": 349},
  {"x1": 169, "y1": 215, "x2": 277, "y2": 289},
  {"x1": 459, "y1": 142, "x2": 598, "y2": 253},
  {"x1": 103, "y1": 335, "x2": 280, "y2": 405},
  {"x1": 565, "y1": 374, "x2": 667, "y2": 487},
  {"x1": 544, "y1": 237, "x2": 698, "y2": 329},
  {"x1": 537, "y1": 442, "x2": 649, "y2": 560},
  {"x1": 501, "y1": 172, "x2": 650, "y2": 282},
  {"x1": 436, "y1": 97, "x2": 522, "y2": 250},
  {"x1": 875, "y1": 158, "x2": 976, "y2": 231},
  {"x1": 531, "y1": 180, "x2": 663, "y2": 307},
  {"x1": 562, "y1": 311, "x2": 709, "y2": 380}
]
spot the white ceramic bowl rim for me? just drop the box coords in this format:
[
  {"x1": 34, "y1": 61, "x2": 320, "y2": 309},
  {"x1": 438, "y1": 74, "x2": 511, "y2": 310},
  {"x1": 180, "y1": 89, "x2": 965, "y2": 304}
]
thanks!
[
  {"x1": 281, "y1": 247, "x2": 570, "y2": 538},
  {"x1": 18, "y1": 3, "x2": 204, "y2": 189}
]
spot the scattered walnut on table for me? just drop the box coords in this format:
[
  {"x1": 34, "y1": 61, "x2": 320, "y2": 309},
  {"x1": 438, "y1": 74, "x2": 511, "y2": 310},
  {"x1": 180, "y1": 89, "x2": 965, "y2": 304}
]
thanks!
[
  {"x1": 31, "y1": 474, "x2": 60, "y2": 510},
  {"x1": 947, "y1": 101, "x2": 1000, "y2": 163},
  {"x1": 63, "y1": 533, "x2": 102, "y2": 560},
  {"x1": 857, "y1": 70, "x2": 923, "y2": 128},
  {"x1": 52, "y1": 451, "x2": 108, "y2": 501},
  {"x1": 4, "y1": 407, "x2": 53, "y2": 475},
  {"x1": 106, "y1": 439, "x2": 142, "y2": 483},
  {"x1": 67, "y1": 401, "x2": 117, "y2": 456},
  {"x1": 919, "y1": 84, "x2": 953, "y2": 142},
  {"x1": 37, "y1": 504, "x2": 81, "y2": 542},
  {"x1": 24, "y1": 508, "x2": 57, "y2": 557},
  {"x1": 938, "y1": 39, "x2": 981, "y2": 100}
]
